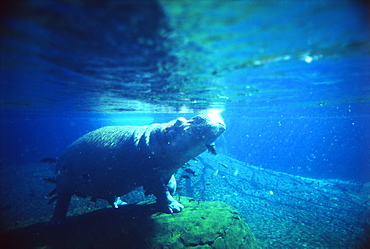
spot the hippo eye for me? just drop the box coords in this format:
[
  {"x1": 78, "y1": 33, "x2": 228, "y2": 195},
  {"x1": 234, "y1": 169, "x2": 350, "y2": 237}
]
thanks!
[{"x1": 164, "y1": 126, "x2": 171, "y2": 133}]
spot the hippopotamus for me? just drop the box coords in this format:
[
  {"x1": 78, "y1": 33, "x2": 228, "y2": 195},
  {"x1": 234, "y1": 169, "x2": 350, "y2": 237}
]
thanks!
[{"x1": 47, "y1": 114, "x2": 225, "y2": 225}]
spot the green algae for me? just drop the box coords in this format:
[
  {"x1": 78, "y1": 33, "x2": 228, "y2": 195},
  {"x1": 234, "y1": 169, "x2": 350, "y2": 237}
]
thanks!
[{"x1": 147, "y1": 197, "x2": 261, "y2": 248}]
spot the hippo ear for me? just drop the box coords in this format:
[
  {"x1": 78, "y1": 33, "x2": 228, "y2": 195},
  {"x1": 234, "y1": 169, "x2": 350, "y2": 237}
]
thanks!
[
  {"x1": 174, "y1": 117, "x2": 187, "y2": 127},
  {"x1": 163, "y1": 117, "x2": 187, "y2": 134}
]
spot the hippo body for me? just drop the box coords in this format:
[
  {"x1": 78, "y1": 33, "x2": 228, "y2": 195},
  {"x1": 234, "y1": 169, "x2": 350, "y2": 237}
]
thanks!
[{"x1": 48, "y1": 114, "x2": 225, "y2": 225}]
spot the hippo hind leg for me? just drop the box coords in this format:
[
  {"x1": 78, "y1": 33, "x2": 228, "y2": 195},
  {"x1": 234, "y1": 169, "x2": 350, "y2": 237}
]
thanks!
[{"x1": 46, "y1": 193, "x2": 72, "y2": 226}]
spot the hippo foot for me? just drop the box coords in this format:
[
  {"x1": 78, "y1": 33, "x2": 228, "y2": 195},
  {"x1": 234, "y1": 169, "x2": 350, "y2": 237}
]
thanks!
[
  {"x1": 159, "y1": 198, "x2": 184, "y2": 214},
  {"x1": 113, "y1": 197, "x2": 128, "y2": 208},
  {"x1": 167, "y1": 199, "x2": 184, "y2": 214}
]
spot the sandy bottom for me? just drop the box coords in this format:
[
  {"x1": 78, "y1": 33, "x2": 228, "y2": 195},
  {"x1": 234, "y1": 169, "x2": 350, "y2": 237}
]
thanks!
[{"x1": 1, "y1": 155, "x2": 369, "y2": 248}]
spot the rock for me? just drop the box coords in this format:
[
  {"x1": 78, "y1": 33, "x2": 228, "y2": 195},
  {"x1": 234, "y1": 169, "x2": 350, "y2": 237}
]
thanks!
[
  {"x1": 1, "y1": 197, "x2": 261, "y2": 249},
  {"x1": 148, "y1": 197, "x2": 261, "y2": 248}
]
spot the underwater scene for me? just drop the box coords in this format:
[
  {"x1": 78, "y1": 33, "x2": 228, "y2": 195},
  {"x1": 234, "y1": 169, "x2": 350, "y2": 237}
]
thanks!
[{"x1": 1, "y1": 0, "x2": 369, "y2": 248}]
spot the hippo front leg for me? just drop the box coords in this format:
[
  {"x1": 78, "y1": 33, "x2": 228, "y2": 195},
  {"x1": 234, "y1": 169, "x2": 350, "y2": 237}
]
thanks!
[
  {"x1": 154, "y1": 175, "x2": 184, "y2": 214},
  {"x1": 46, "y1": 193, "x2": 72, "y2": 226}
]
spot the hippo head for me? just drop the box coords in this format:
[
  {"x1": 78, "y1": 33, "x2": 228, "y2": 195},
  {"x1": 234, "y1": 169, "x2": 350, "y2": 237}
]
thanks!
[
  {"x1": 158, "y1": 113, "x2": 226, "y2": 166},
  {"x1": 176, "y1": 114, "x2": 225, "y2": 145}
]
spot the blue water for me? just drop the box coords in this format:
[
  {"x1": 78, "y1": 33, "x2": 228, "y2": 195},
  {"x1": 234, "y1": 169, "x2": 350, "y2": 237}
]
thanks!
[
  {"x1": 1, "y1": 0, "x2": 368, "y2": 180},
  {"x1": 0, "y1": 0, "x2": 369, "y2": 247}
]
